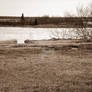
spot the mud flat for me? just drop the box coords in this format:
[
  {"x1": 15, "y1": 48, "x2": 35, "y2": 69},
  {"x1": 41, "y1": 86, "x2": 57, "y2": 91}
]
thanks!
[{"x1": 0, "y1": 40, "x2": 92, "y2": 92}]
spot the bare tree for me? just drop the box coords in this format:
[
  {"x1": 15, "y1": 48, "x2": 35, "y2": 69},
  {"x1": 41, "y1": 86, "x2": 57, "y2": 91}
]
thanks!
[
  {"x1": 50, "y1": 28, "x2": 72, "y2": 40},
  {"x1": 21, "y1": 13, "x2": 24, "y2": 20},
  {"x1": 21, "y1": 13, "x2": 25, "y2": 25},
  {"x1": 50, "y1": 3, "x2": 92, "y2": 41},
  {"x1": 50, "y1": 29, "x2": 62, "y2": 39},
  {"x1": 74, "y1": 5, "x2": 92, "y2": 41},
  {"x1": 64, "y1": 4, "x2": 92, "y2": 41}
]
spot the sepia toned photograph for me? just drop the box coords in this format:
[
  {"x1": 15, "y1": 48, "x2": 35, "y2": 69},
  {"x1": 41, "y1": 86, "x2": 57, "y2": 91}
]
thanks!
[{"x1": 0, "y1": 0, "x2": 92, "y2": 92}]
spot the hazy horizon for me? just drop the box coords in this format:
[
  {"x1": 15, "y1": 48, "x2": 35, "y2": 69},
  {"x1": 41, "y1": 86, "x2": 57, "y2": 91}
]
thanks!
[{"x1": 0, "y1": 0, "x2": 92, "y2": 17}]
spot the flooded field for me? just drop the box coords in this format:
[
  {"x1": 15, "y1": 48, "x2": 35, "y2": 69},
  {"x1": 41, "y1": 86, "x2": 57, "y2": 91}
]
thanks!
[{"x1": 0, "y1": 27, "x2": 76, "y2": 43}]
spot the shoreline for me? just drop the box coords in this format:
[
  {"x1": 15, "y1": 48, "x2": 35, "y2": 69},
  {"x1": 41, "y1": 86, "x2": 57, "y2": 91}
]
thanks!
[{"x1": 0, "y1": 24, "x2": 92, "y2": 28}]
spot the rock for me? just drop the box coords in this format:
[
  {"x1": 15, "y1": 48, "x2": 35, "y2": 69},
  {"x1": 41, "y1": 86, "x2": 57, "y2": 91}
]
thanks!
[{"x1": 24, "y1": 39, "x2": 33, "y2": 44}]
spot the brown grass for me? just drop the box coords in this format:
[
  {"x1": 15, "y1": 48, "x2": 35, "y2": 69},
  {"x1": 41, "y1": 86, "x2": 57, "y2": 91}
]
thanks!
[{"x1": 0, "y1": 43, "x2": 92, "y2": 92}]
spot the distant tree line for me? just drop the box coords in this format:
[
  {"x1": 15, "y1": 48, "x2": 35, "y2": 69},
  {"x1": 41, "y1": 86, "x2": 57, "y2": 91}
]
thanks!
[{"x1": 0, "y1": 14, "x2": 92, "y2": 27}]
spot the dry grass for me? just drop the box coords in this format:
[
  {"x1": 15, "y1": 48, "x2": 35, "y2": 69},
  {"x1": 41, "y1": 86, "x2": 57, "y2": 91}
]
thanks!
[{"x1": 0, "y1": 43, "x2": 92, "y2": 92}]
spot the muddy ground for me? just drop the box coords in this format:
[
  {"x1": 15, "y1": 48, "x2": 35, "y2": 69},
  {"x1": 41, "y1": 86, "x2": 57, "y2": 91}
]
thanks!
[{"x1": 0, "y1": 41, "x2": 92, "y2": 92}]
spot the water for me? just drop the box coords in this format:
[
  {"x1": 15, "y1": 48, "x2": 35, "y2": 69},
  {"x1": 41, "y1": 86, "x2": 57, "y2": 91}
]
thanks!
[{"x1": 0, "y1": 27, "x2": 76, "y2": 43}]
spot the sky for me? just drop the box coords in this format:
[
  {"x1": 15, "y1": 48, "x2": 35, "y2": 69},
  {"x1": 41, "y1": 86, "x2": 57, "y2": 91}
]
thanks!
[{"x1": 0, "y1": 0, "x2": 92, "y2": 17}]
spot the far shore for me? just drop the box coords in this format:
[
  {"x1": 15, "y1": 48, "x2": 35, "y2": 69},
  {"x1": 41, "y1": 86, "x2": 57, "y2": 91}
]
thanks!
[
  {"x1": 0, "y1": 24, "x2": 92, "y2": 28},
  {"x1": 0, "y1": 16, "x2": 92, "y2": 28}
]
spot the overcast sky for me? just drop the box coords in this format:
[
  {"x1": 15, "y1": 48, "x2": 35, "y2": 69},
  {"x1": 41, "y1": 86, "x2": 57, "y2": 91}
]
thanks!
[{"x1": 0, "y1": 0, "x2": 92, "y2": 17}]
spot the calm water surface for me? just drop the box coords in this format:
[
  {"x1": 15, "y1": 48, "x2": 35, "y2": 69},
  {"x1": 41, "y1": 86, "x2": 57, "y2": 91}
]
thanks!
[{"x1": 0, "y1": 27, "x2": 75, "y2": 43}]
